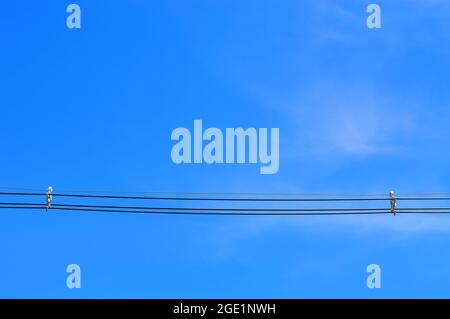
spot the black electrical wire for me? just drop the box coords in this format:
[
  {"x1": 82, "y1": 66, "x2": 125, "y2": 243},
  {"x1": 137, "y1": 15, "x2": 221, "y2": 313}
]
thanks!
[
  {"x1": 3, "y1": 201, "x2": 450, "y2": 212},
  {"x1": 0, "y1": 203, "x2": 391, "y2": 215},
  {"x1": 0, "y1": 202, "x2": 43, "y2": 206},
  {"x1": 51, "y1": 203, "x2": 388, "y2": 212},
  {"x1": 48, "y1": 206, "x2": 392, "y2": 216},
  {"x1": 51, "y1": 203, "x2": 450, "y2": 212},
  {"x1": 42, "y1": 208, "x2": 450, "y2": 216},
  {"x1": 1, "y1": 203, "x2": 450, "y2": 216},
  {"x1": 1, "y1": 188, "x2": 450, "y2": 217},
  {"x1": 0, "y1": 206, "x2": 45, "y2": 210},
  {"x1": 3, "y1": 191, "x2": 450, "y2": 202},
  {"x1": 2, "y1": 186, "x2": 450, "y2": 197},
  {"x1": 50, "y1": 193, "x2": 390, "y2": 202}
]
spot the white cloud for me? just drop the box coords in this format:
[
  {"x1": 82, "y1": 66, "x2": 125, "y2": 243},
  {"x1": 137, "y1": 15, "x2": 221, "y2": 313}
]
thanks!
[
  {"x1": 271, "y1": 82, "x2": 416, "y2": 158},
  {"x1": 213, "y1": 213, "x2": 450, "y2": 244},
  {"x1": 202, "y1": 212, "x2": 450, "y2": 262}
]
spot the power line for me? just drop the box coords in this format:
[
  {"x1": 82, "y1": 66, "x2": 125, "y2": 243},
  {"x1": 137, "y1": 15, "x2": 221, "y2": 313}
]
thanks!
[
  {"x1": 0, "y1": 206, "x2": 45, "y2": 210},
  {"x1": 0, "y1": 192, "x2": 388, "y2": 201},
  {"x1": 1, "y1": 188, "x2": 450, "y2": 216},
  {"x1": 2, "y1": 187, "x2": 450, "y2": 197},
  {"x1": 2, "y1": 188, "x2": 450, "y2": 197},
  {"x1": 0, "y1": 202, "x2": 43, "y2": 206},
  {"x1": 1, "y1": 205, "x2": 450, "y2": 216},
  {"x1": 45, "y1": 190, "x2": 392, "y2": 197},
  {"x1": 50, "y1": 203, "x2": 450, "y2": 212},
  {"x1": 3, "y1": 191, "x2": 450, "y2": 202},
  {"x1": 6, "y1": 206, "x2": 396, "y2": 216},
  {"x1": 50, "y1": 203, "x2": 388, "y2": 212},
  {"x1": 2, "y1": 201, "x2": 450, "y2": 212},
  {"x1": 1, "y1": 200, "x2": 450, "y2": 216},
  {"x1": 49, "y1": 207, "x2": 393, "y2": 216}
]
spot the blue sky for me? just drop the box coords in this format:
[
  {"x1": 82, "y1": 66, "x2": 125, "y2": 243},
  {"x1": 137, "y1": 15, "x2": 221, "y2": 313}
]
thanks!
[{"x1": 1, "y1": 0, "x2": 450, "y2": 298}]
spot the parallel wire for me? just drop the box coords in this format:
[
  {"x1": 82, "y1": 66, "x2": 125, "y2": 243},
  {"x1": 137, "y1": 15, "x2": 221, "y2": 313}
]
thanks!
[
  {"x1": 0, "y1": 190, "x2": 450, "y2": 216},
  {"x1": 2, "y1": 191, "x2": 450, "y2": 202},
  {"x1": 0, "y1": 202, "x2": 450, "y2": 213},
  {"x1": 0, "y1": 204, "x2": 390, "y2": 215},
  {"x1": 1, "y1": 205, "x2": 450, "y2": 216}
]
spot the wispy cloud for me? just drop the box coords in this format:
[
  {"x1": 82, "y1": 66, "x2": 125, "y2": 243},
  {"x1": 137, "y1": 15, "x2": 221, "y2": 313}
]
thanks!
[
  {"x1": 202, "y1": 213, "x2": 450, "y2": 262},
  {"x1": 300, "y1": 85, "x2": 413, "y2": 156},
  {"x1": 215, "y1": 212, "x2": 450, "y2": 243},
  {"x1": 262, "y1": 81, "x2": 416, "y2": 158}
]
